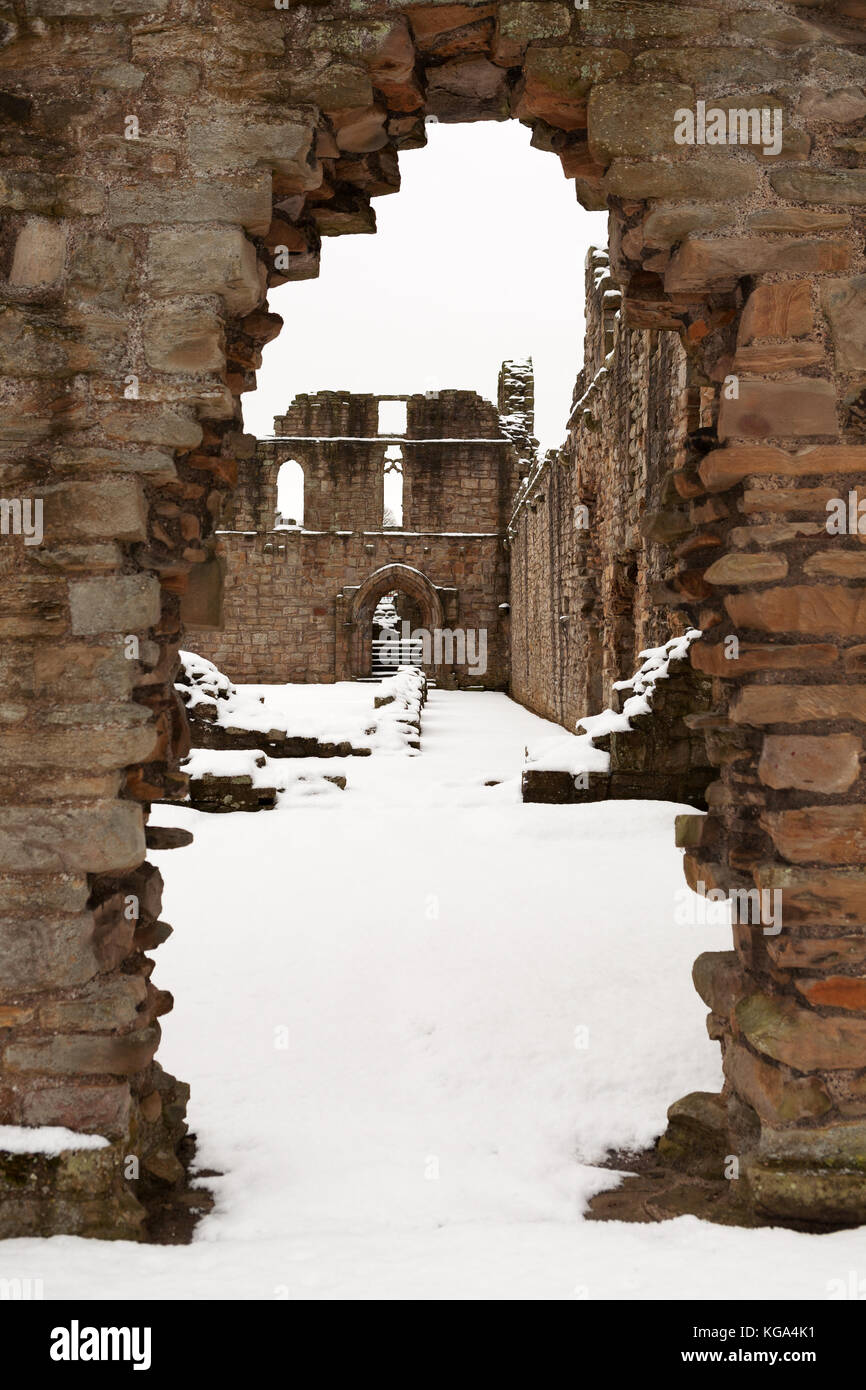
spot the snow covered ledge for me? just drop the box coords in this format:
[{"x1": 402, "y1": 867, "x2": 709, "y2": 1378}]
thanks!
[
  {"x1": 0, "y1": 1126, "x2": 142, "y2": 1241},
  {"x1": 522, "y1": 631, "x2": 714, "y2": 808},
  {"x1": 171, "y1": 658, "x2": 429, "y2": 812}
]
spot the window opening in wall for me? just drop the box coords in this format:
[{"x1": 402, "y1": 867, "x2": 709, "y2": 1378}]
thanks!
[
  {"x1": 383, "y1": 446, "x2": 403, "y2": 528},
  {"x1": 378, "y1": 399, "x2": 407, "y2": 436},
  {"x1": 275, "y1": 458, "x2": 304, "y2": 528}
]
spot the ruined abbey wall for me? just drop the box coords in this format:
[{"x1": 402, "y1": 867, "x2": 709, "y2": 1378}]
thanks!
[
  {"x1": 5, "y1": 0, "x2": 866, "y2": 1235},
  {"x1": 191, "y1": 387, "x2": 517, "y2": 684},
  {"x1": 510, "y1": 245, "x2": 695, "y2": 727}
]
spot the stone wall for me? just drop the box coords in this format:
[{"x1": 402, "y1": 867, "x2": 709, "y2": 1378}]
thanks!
[
  {"x1": 5, "y1": 0, "x2": 866, "y2": 1234},
  {"x1": 195, "y1": 526, "x2": 509, "y2": 685},
  {"x1": 509, "y1": 245, "x2": 701, "y2": 728},
  {"x1": 234, "y1": 387, "x2": 520, "y2": 535},
  {"x1": 191, "y1": 385, "x2": 518, "y2": 686}
]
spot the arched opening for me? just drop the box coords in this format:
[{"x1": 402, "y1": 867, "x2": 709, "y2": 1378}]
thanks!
[
  {"x1": 349, "y1": 562, "x2": 444, "y2": 680},
  {"x1": 275, "y1": 458, "x2": 304, "y2": 529},
  {"x1": 15, "y1": 0, "x2": 866, "y2": 1252},
  {"x1": 244, "y1": 123, "x2": 604, "y2": 454}
]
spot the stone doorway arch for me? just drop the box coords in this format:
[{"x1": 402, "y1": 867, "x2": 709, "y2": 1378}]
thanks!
[{"x1": 339, "y1": 562, "x2": 446, "y2": 680}]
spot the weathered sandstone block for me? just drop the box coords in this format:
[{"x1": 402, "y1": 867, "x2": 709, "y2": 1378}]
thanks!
[
  {"x1": 822, "y1": 276, "x2": 866, "y2": 374},
  {"x1": 692, "y1": 950, "x2": 744, "y2": 1018},
  {"x1": 763, "y1": 806, "x2": 866, "y2": 866},
  {"x1": 0, "y1": 802, "x2": 145, "y2": 874},
  {"x1": 795, "y1": 977, "x2": 866, "y2": 1011},
  {"x1": 38, "y1": 977, "x2": 147, "y2": 1031},
  {"x1": 739, "y1": 281, "x2": 813, "y2": 344},
  {"x1": 588, "y1": 81, "x2": 693, "y2": 162},
  {"x1": 604, "y1": 156, "x2": 759, "y2": 201},
  {"x1": 718, "y1": 380, "x2": 838, "y2": 441},
  {"x1": 754, "y1": 865, "x2": 866, "y2": 927},
  {"x1": 408, "y1": 3, "x2": 495, "y2": 60},
  {"x1": 692, "y1": 641, "x2": 835, "y2": 676},
  {"x1": 187, "y1": 111, "x2": 318, "y2": 181},
  {"x1": 798, "y1": 87, "x2": 866, "y2": 123},
  {"x1": 735, "y1": 993, "x2": 866, "y2": 1072},
  {"x1": 10, "y1": 218, "x2": 67, "y2": 288},
  {"x1": 666, "y1": 238, "x2": 848, "y2": 294},
  {"x1": 702, "y1": 553, "x2": 787, "y2": 585},
  {"x1": 108, "y1": 177, "x2": 273, "y2": 235},
  {"x1": 5, "y1": 1026, "x2": 160, "y2": 1077},
  {"x1": 758, "y1": 734, "x2": 862, "y2": 792},
  {"x1": 733, "y1": 687, "x2": 866, "y2": 726},
  {"x1": 143, "y1": 305, "x2": 225, "y2": 375},
  {"x1": 426, "y1": 57, "x2": 510, "y2": 120},
  {"x1": 726, "y1": 584, "x2": 866, "y2": 637},
  {"x1": 642, "y1": 203, "x2": 730, "y2": 249},
  {"x1": 20, "y1": 1084, "x2": 131, "y2": 1139},
  {"x1": 309, "y1": 17, "x2": 416, "y2": 85},
  {"x1": 148, "y1": 226, "x2": 263, "y2": 317},
  {"x1": 701, "y1": 445, "x2": 866, "y2": 492},
  {"x1": 0, "y1": 711, "x2": 158, "y2": 774},
  {"x1": 724, "y1": 1041, "x2": 832, "y2": 1124},
  {"x1": 767, "y1": 936, "x2": 866, "y2": 972},
  {"x1": 733, "y1": 342, "x2": 825, "y2": 373},
  {"x1": 0, "y1": 914, "x2": 102, "y2": 992},
  {"x1": 518, "y1": 46, "x2": 629, "y2": 130},
  {"x1": 806, "y1": 554, "x2": 866, "y2": 580},
  {"x1": 582, "y1": 1, "x2": 719, "y2": 42},
  {"x1": 69, "y1": 574, "x2": 161, "y2": 635},
  {"x1": 493, "y1": 2, "x2": 570, "y2": 65},
  {"x1": 770, "y1": 168, "x2": 866, "y2": 205},
  {"x1": 42, "y1": 480, "x2": 147, "y2": 545},
  {"x1": 730, "y1": 12, "x2": 821, "y2": 47}
]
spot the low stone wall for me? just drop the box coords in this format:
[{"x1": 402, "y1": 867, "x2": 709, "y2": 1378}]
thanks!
[
  {"x1": 180, "y1": 662, "x2": 427, "y2": 809},
  {"x1": 522, "y1": 652, "x2": 715, "y2": 808}
]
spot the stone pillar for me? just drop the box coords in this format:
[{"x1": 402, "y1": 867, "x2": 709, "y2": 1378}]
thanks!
[
  {"x1": 590, "y1": 42, "x2": 866, "y2": 1223},
  {"x1": 678, "y1": 260, "x2": 866, "y2": 1225},
  {"x1": 0, "y1": 2, "x2": 322, "y2": 1236}
]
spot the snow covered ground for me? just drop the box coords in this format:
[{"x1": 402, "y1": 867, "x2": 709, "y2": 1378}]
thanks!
[{"x1": 4, "y1": 689, "x2": 865, "y2": 1300}]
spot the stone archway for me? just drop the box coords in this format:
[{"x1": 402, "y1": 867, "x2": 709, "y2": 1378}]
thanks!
[
  {"x1": 4, "y1": 0, "x2": 866, "y2": 1236},
  {"x1": 339, "y1": 562, "x2": 446, "y2": 679}
]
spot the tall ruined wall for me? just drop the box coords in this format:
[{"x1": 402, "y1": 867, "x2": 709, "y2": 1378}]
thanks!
[
  {"x1": 405, "y1": 390, "x2": 520, "y2": 532},
  {"x1": 225, "y1": 388, "x2": 517, "y2": 534},
  {"x1": 193, "y1": 385, "x2": 516, "y2": 685},
  {"x1": 195, "y1": 528, "x2": 509, "y2": 685},
  {"x1": 510, "y1": 246, "x2": 695, "y2": 728}
]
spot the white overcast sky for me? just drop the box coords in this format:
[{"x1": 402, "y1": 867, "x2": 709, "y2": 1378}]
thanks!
[{"x1": 244, "y1": 121, "x2": 608, "y2": 455}]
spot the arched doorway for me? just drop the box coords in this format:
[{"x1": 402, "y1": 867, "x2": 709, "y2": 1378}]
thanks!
[
  {"x1": 346, "y1": 563, "x2": 445, "y2": 680},
  {"x1": 12, "y1": 0, "x2": 866, "y2": 1239}
]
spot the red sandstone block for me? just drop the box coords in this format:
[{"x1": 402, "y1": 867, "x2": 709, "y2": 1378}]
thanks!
[{"x1": 718, "y1": 380, "x2": 837, "y2": 441}]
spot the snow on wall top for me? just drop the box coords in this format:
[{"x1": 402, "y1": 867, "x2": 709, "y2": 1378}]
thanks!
[
  {"x1": 525, "y1": 630, "x2": 702, "y2": 775},
  {"x1": 0, "y1": 1126, "x2": 110, "y2": 1155}
]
